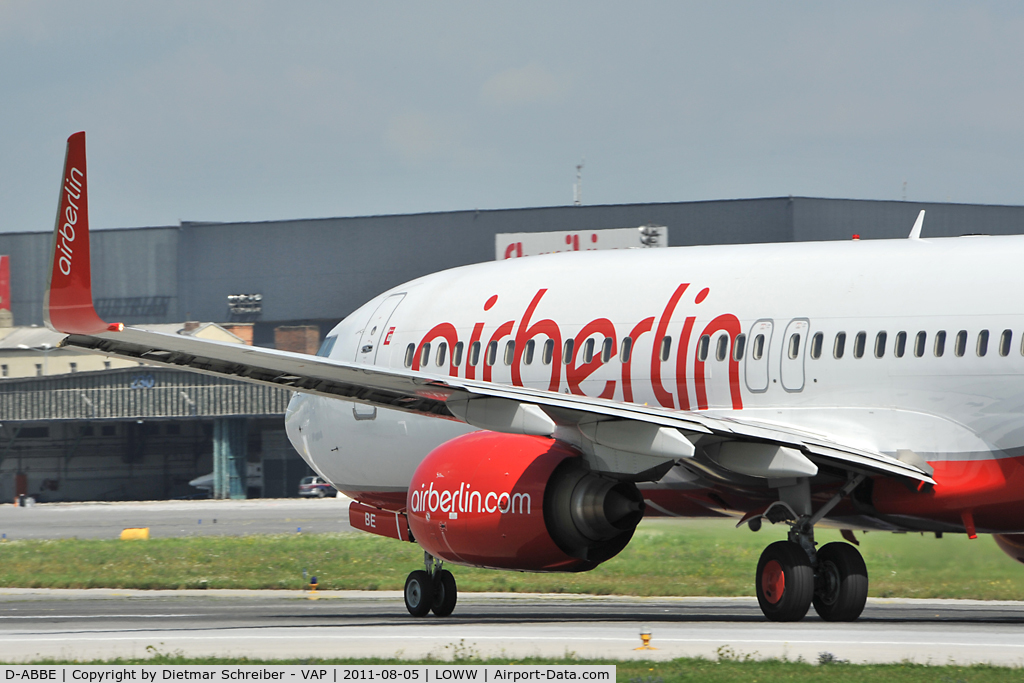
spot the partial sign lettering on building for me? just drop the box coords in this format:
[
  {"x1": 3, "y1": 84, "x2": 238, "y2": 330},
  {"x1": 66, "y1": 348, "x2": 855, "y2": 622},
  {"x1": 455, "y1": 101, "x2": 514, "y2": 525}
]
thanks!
[{"x1": 495, "y1": 225, "x2": 667, "y2": 260}]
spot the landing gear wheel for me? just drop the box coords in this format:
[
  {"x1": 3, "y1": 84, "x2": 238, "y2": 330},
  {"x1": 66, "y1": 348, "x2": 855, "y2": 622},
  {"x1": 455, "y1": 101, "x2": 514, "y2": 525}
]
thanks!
[
  {"x1": 404, "y1": 570, "x2": 433, "y2": 617},
  {"x1": 755, "y1": 540, "x2": 814, "y2": 622},
  {"x1": 813, "y1": 542, "x2": 868, "y2": 622},
  {"x1": 431, "y1": 569, "x2": 458, "y2": 617}
]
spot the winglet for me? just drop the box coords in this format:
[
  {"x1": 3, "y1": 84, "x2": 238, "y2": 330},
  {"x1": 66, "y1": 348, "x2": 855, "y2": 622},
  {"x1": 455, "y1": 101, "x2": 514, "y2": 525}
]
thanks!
[
  {"x1": 908, "y1": 209, "x2": 925, "y2": 240},
  {"x1": 43, "y1": 132, "x2": 123, "y2": 335}
]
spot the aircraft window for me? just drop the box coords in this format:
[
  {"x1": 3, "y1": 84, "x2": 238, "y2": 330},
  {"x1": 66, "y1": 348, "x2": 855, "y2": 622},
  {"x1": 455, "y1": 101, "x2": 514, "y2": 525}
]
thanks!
[
  {"x1": 504, "y1": 340, "x2": 515, "y2": 365},
  {"x1": 486, "y1": 341, "x2": 497, "y2": 366},
  {"x1": 563, "y1": 339, "x2": 575, "y2": 364},
  {"x1": 716, "y1": 334, "x2": 729, "y2": 362},
  {"x1": 453, "y1": 342, "x2": 464, "y2": 367},
  {"x1": 733, "y1": 334, "x2": 746, "y2": 361},
  {"x1": 853, "y1": 332, "x2": 866, "y2": 359},
  {"x1": 697, "y1": 335, "x2": 710, "y2": 362},
  {"x1": 524, "y1": 339, "x2": 535, "y2": 365},
  {"x1": 752, "y1": 334, "x2": 765, "y2": 360},
  {"x1": 787, "y1": 334, "x2": 801, "y2": 360},
  {"x1": 894, "y1": 331, "x2": 907, "y2": 358},
  {"x1": 620, "y1": 337, "x2": 632, "y2": 363},
  {"x1": 583, "y1": 338, "x2": 595, "y2": 364},
  {"x1": 470, "y1": 341, "x2": 481, "y2": 366},
  {"x1": 436, "y1": 342, "x2": 448, "y2": 367},
  {"x1": 874, "y1": 332, "x2": 887, "y2": 358},
  {"x1": 404, "y1": 343, "x2": 415, "y2": 368},
  {"x1": 810, "y1": 332, "x2": 823, "y2": 360},
  {"x1": 934, "y1": 330, "x2": 946, "y2": 357},
  {"x1": 542, "y1": 339, "x2": 554, "y2": 365},
  {"x1": 1000, "y1": 329, "x2": 1012, "y2": 357},
  {"x1": 977, "y1": 330, "x2": 989, "y2": 357},
  {"x1": 602, "y1": 337, "x2": 614, "y2": 363},
  {"x1": 833, "y1": 332, "x2": 846, "y2": 359},
  {"x1": 914, "y1": 331, "x2": 926, "y2": 358},
  {"x1": 316, "y1": 335, "x2": 337, "y2": 358},
  {"x1": 954, "y1": 330, "x2": 967, "y2": 357},
  {"x1": 419, "y1": 343, "x2": 431, "y2": 368},
  {"x1": 660, "y1": 336, "x2": 672, "y2": 362}
]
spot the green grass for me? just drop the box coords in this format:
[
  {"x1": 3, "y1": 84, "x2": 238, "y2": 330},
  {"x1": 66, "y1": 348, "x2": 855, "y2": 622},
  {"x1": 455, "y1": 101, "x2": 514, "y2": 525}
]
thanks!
[
  {"x1": 1, "y1": 518, "x2": 1023, "y2": 599},
  {"x1": 3, "y1": 656, "x2": 1020, "y2": 682}
]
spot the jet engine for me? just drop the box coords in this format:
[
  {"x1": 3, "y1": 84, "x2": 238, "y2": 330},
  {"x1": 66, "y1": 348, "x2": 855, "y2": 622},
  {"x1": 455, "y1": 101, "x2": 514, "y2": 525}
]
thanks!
[
  {"x1": 406, "y1": 431, "x2": 645, "y2": 571},
  {"x1": 994, "y1": 533, "x2": 1024, "y2": 565}
]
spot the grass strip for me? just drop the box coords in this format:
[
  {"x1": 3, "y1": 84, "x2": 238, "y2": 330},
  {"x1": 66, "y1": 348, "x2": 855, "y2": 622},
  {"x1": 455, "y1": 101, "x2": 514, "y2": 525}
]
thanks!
[
  {"x1": 2, "y1": 656, "x2": 1020, "y2": 682},
  {"x1": 1, "y1": 519, "x2": 1023, "y2": 599}
]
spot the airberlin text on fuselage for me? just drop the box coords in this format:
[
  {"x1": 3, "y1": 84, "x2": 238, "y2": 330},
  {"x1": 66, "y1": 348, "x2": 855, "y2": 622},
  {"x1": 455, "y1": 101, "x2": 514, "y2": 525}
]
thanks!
[
  {"x1": 411, "y1": 283, "x2": 743, "y2": 411},
  {"x1": 410, "y1": 481, "x2": 531, "y2": 515},
  {"x1": 57, "y1": 167, "x2": 84, "y2": 276}
]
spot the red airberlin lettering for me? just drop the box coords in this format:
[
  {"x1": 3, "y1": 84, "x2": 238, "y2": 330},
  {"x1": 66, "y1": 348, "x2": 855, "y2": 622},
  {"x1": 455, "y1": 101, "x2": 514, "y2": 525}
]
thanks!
[{"x1": 416, "y1": 284, "x2": 745, "y2": 410}]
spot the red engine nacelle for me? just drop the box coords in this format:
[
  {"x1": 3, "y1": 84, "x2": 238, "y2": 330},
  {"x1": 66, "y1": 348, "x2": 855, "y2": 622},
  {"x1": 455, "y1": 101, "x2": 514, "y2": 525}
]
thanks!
[
  {"x1": 994, "y1": 534, "x2": 1024, "y2": 565},
  {"x1": 407, "y1": 431, "x2": 645, "y2": 572}
]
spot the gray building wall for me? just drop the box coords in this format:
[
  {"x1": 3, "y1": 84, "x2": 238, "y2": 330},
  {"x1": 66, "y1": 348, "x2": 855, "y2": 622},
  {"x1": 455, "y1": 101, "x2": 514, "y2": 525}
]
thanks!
[{"x1": 4, "y1": 197, "x2": 1024, "y2": 333}]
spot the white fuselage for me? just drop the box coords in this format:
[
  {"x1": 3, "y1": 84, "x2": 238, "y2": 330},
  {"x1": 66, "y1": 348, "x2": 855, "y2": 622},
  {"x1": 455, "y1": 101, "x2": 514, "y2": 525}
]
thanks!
[{"x1": 286, "y1": 235, "x2": 1024, "y2": 498}]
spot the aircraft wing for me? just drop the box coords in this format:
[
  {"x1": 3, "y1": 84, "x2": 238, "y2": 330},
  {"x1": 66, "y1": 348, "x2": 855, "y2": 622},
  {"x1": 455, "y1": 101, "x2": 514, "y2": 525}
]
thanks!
[{"x1": 46, "y1": 132, "x2": 934, "y2": 488}]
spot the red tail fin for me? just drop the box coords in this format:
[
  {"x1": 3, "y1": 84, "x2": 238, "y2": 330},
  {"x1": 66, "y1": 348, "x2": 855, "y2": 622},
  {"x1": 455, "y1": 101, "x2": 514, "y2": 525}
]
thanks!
[{"x1": 44, "y1": 132, "x2": 121, "y2": 335}]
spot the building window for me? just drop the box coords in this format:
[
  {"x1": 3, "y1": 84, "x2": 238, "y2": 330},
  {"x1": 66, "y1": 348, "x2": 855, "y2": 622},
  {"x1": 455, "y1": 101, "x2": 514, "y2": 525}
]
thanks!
[
  {"x1": 69, "y1": 362, "x2": 78, "y2": 373},
  {"x1": 35, "y1": 364, "x2": 43, "y2": 376},
  {"x1": 833, "y1": 332, "x2": 846, "y2": 359},
  {"x1": 103, "y1": 361, "x2": 112, "y2": 370},
  {"x1": 977, "y1": 330, "x2": 989, "y2": 357},
  {"x1": 1, "y1": 365, "x2": 7, "y2": 377}
]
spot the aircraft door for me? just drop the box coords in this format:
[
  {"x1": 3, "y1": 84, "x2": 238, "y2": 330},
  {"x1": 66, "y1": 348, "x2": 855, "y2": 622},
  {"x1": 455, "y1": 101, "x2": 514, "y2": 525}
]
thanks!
[
  {"x1": 744, "y1": 319, "x2": 773, "y2": 393},
  {"x1": 780, "y1": 318, "x2": 809, "y2": 392},
  {"x1": 355, "y1": 293, "x2": 406, "y2": 365}
]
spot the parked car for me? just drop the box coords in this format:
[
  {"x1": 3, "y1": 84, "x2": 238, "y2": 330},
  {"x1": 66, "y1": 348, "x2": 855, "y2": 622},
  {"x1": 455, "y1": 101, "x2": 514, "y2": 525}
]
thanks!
[{"x1": 298, "y1": 475, "x2": 336, "y2": 497}]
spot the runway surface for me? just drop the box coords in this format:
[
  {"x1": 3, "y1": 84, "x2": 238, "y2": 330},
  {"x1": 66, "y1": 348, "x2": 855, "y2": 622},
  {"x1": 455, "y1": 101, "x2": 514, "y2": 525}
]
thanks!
[
  {"x1": 1, "y1": 588, "x2": 1023, "y2": 666},
  {"x1": 0, "y1": 497, "x2": 353, "y2": 540}
]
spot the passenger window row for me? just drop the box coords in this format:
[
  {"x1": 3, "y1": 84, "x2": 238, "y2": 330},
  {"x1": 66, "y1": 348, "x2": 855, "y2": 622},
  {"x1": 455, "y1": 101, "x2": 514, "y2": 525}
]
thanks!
[{"x1": 807, "y1": 328, "x2": 1009, "y2": 360}]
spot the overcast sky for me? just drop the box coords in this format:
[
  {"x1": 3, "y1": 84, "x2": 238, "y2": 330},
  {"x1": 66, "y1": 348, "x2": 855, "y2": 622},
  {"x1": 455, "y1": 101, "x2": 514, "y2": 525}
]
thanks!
[{"x1": 3, "y1": 2, "x2": 1024, "y2": 232}]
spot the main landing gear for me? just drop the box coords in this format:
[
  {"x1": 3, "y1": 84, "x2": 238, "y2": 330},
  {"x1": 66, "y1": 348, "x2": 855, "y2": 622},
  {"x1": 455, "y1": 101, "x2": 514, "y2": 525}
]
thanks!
[
  {"x1": 404, "y1": 552, "x2": 458, "y2": 617},
  {"x1": 750, "y1": 476, "x2": 869, "y2": 622}
]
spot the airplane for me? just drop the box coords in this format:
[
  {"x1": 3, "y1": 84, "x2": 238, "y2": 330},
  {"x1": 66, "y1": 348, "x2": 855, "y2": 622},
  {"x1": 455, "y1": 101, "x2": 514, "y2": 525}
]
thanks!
[{"x1": 46, "y1": 132, "x2": 1024, "y2": 622}]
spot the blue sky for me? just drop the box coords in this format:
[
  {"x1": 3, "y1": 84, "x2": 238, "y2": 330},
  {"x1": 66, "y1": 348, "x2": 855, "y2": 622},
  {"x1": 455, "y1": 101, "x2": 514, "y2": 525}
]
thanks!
[{"x1": 3, "y1": 2, "x2": 1024, "y2": 232}]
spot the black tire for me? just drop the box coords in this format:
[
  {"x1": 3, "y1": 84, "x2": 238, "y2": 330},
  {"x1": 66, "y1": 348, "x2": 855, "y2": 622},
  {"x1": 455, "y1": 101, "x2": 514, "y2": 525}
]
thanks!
[
  {"x1": 404, "y1": 570, "x2": 433, "y2": 617},
  {"x1": 755, "y1": 540, "x2": 814, "y2": 622},
  {"x1": 431, "y1": 569, "x2": 458, "y2": 617},
  {"x1": 813, "y1": 542, "x2": 868, "y2": 622},
  {"x1": 316, "y1": 488, "x2": 326, "y2": 498}
]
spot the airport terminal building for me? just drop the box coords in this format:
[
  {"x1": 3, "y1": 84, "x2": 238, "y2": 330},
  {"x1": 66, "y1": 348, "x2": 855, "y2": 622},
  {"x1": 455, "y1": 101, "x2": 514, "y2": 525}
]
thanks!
[{"x1": 2, "y1": 196, "x2": 1023, "y2": 502}]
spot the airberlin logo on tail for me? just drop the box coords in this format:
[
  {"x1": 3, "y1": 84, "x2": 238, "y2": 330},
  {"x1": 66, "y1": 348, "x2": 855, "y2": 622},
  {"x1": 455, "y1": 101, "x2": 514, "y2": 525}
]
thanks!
[
  {"x1": 57, "y1": 167, "x2": 84, "y2": 276},
  {"x1": 410, "y1": 481, "x2": 532, "y2": 515}
]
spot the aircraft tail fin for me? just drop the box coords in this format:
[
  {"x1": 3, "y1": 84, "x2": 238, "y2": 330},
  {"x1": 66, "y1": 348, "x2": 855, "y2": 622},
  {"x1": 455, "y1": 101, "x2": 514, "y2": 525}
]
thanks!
[
  {"x1": 44, "y1": 132, "x2": 122, "y2": 335},
  {"x1": 908, "y1": 209, "x2": 925, "y2": 240}
]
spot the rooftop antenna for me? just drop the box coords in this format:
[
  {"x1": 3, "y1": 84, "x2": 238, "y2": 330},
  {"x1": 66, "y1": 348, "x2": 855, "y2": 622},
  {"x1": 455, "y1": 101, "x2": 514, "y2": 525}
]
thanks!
[{"x1": 573, "y1": 158, "x2": 585, "y2": 206}]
